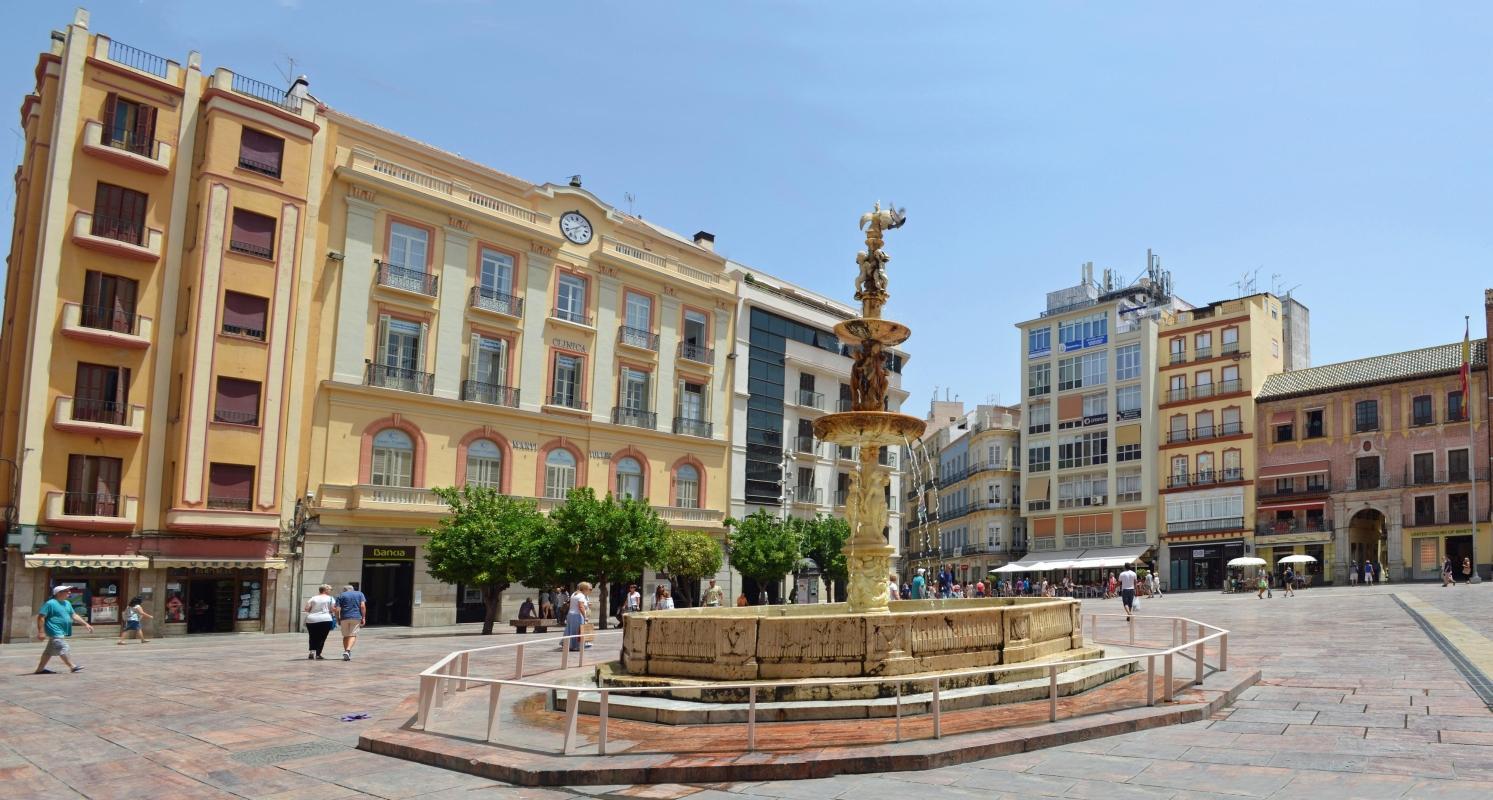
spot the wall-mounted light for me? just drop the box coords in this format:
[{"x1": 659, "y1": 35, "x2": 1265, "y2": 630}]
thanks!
[{"x1": 327, "y1": 251, "x2": 345, "y2": 262}]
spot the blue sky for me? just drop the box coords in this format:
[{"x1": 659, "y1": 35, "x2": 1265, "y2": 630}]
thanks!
[{"x1": 5, "y1": 1, "x2": 1491, "y2": 412}]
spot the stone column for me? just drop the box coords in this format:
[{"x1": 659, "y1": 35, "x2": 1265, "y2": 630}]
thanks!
[
  {"x1": 656, "y1": 295, "x2": 680, "y2": 431},
  {"x1": 516, "y1": 254, "x2": 552, "y2": 412},
  {"x1": 1331, "y1": 499, "x2": 1350, "y2": 584},
  {"x1": 331, "y1": 199, "x2": 377, "y2": 384},
  {"x1": 432, "y1": 228, "x2": 471, "y2": 399},
  {"x1": 1386, "y1": 514, "x2": 1404, "y2": 582},
  {"x1": 591, "y1": 275, "x2": 621, "y2": 422}
]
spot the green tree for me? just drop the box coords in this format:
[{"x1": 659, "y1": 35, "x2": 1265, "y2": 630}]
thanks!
[
  {"x1": 549, "y1": 488, "x2": 669, "y2": 628},
  {"x1": 659, "y1": 530, "x2": 725, "y2": 607},
  {"x1": 420, "y1": 486, "x2": 547, "y2": 635},
  {"x1": 726, "y1": 510, "x2": 802, "y2": 603},
  {"x1": 801, "y1": 515, "x2": 850, "y2": 601}
]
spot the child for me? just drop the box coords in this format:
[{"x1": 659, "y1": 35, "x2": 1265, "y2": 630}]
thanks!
[{"x1": 118, "y1": 595, "x2": 153, "y2": 644}]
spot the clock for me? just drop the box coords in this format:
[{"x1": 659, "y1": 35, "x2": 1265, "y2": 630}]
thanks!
[{"x1": 559, "y1": 211, "x2": 593, "y2": 245}]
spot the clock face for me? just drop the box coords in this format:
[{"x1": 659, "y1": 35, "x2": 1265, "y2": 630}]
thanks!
[{"x1": 559, "y1": 211, "x2": 593, "y2": 244}]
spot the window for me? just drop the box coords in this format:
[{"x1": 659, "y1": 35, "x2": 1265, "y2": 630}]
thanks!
[
  {"x1": 1115, "y1": 344, "x2": 1141, "y2": 380},
  {"x1": 1355, "y1": 456, "x2": 1380, "y2": 489},
  {"x1": 1220, "y1": 364, "x2": 1240, "y2": 392},
  {"x1": 1221, "y1": 326, "x2": 1239, "y2": 354},
  {"x1": 1275, "y1": 422, "x2": 1294, "y2": 443},
  {"x1": 238, "y1": 127, "x2": 284, "y2": 177},
  {"x1": 1028, "y1": 402, "x2": 1051, "y2": 433},
  {"x1": 82, "y1": 271, "x2": 138, "y2": 333},
  {"x1": 1305, "y1": 473, "x2": 1326, "y2": 492},
  {"x1": 1223, "y1": 449, "x2": 1242, "y2": 480},
  {"x1": 1355, "y1": 400, "x2": 1379, "y2": 432},
  {"x1": 1058, "y1": 312, "x2": 1106, "y2": 351},
  {"x1": 1449, "y1": 391, "x2": 1466, "y2": 422},
  {"x1": 1168, "y1": 374, "x2": 1186, "y2": 403},
  {"x1": 1414, "y1": 495, "x2": 1436, "y2": 526},
  {"x1": 1412, "y1": 395, "x2": 1434, "y2": 427},
  {"x1": 618, "y1": 367, "x2": 651, "y2": 425},
  {"x1": 551, "y1": 353, "x2": 583, "y2": 408},
  {"x1": 1116, "y1": 470, "x2": 1142, "y2": 502},
  {"x1": 622, "y1": 291, "x2": 653, "y2": 347},
  {"x1": 1221, "y1": 407, "x2": 1242, "y2": 435},
  {"x1": 1194, "y1": 370, "x2": 1214, "y2": 398},
  {"x1": 1057, "y1": 473, "x2": 1107, "y2": 508},
  {"x1": 229, "y1": 209, "x2": 276, "y2": 259},
  {"x1": 1304, "y1": 409, "x2": 1324, "y2": 438},
  {"x1": 1275, "y1": 477, "x2": 1294, "y2": 495},
  {"x1": 92, "y1": 182, "x2": 148, "y2": 245},
  {"x1": 221, "y1": 291, "x2": 268, "y2": 340},
  {"x1": 1165, "y1": 491, "x2": 1244, "y2": 532},
  {"x1": 1082, "y1": 391, "x2": 1107, "y2": 422},
  {"x1": 1027, "y1": 445, "x2": 1050, "y2": 472},
  {"x1": 1194, "y1": 410, "x2": 1215, "y2": 440},
  {"x1": 387, "y1": 222, "x2": 429, "y2": 270},
  {"x1": 1169, "y1": 413, "x2": 1189, "y2": 443},
  {"x1": 555, "y1": 273, "x2": 588, "y2": 324},
  {"x1": 1412, "y1": 452, "x2": 1435, "y2": 484},
  {"x1": 476, "y1": 248, "x2": 517, "y2": 312},
  {"x1": 1169, "y1": 337, "x2": 1185, "y2": 364},
  {"x1": 544, "y1": 449, "x2": 577, "y2": 499},
  {"x1": 1196, "y1": 452, "x2": 1215, "y2": 481},
  {"x1": 1450, "y1": 448, "x2": 1470, "y2": 483},
  {"x1": 207, "y1": 463, "x2": 253, "y2": 510},
  {"x1": 103, "y1": 93, "x2": 157, "y2": 156},
  {"x1": 1171, "y1": 456, "x2": 1189, "y2": 479},
  {"x1": 1057, "y1": 431, "x2": 1107, "y2": 470},
  {"x1": 677, "y1": 380, "x2": 707, "y2": 433},
  {"x1": 1272, "y1": 339, "x2": 1280, "y2": 357},
  {"x1": 1450, "y1": 492, "x2": 1470, "y2": 523},
  {"x1": 465, "y1": 439, "x2": 502, "y2": 490},
  {"x1": 73, "y1": 363, "x2": 129, "y2": 425},
  {"x1": 682, "y1": 309, "x2": 710, "y2": 361},
  {"x1": 370, "y1": 429, "x2": 414, "y2": 488},
  {"x1": 1028, "y1": 362, "x2": 1050, "y2": 396},
  {"x1": 64, "y1": 455, "x2": 122, "y2": 516},
  {"x1": 1082, "y1": 351, "x2": 1108, "y2": 388},
  {"x1": 1058, "y1": 352, "x2": 1106, "y2": 391},
  {"x1": 213, "y1": 377, "x2": 261, "y2": 426},
  {"x1": 675, "y1": 464, "x2": 700, "y2": 508},
  {"x1": 1028, "y1": 327, "x2": 1051, "y2": 358},
  {"x1": 1194, "y1": 331, "x2": 1212, "y2": 359},
  {"x1": 468, "y1": 334, "x2": 509, "y2": 389},
  {"x1": 615, "y1": 457, "x2": 644, "y2": 499},
  {"x1": 372, "y1": 316, "x2": 427, "y2": 391}
]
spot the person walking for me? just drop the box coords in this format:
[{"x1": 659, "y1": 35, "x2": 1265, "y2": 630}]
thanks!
[
  {"x1": 651, "y1": 584, "x2": 675, "y2": 611},
  {"x1": 912, "y1": 568, "x2": 926, "y2": 599},
  {"x1": 552, "y1": 586, "x2": 569, "y2": 626},
  {"x1": 1118, "y1": 565, "x2": 1138, "y2": 620},
  {"x1": 1256, "y1": 573, "x2": 1268, "y2": 599},
  {"x1": 887, "y1": 575, "x2": 900, "y2": 602},
  {"x1": 625, "y1": 584, "x2": 642, "y2": 614},
  {"x1": 702, "y1": 579, "x2": 725, "y2": 607},
  {"x1": 117, "y1": 595, "x2": 152, "y2": 644},
  {"x1": 1349, "y1": 561, "x2": 1358, "y2": 587},
  {"x1": 1363, "y1": 560, "x2": 1375, "y2": 587},
  {"x1": 564, "y1": 582, "x2": 592, "y2": 651},
  {"x1": 35, "y1": 585, "x2": 92, "y2": 674},
  {"x1": 303, "y1": 584, "x2": 336, "y2": 660},
  {"x1": 1443, "y1": 557, "x2": 1456, "y2": 587},
  {"x1": 333, "y1": 584, "x2": 366, "y2": 661},
  {"x1": 1462, "y1": 557, "x2": 1474, "y2": 585},
  {"x1": 1282, "y1": 567, "x2": 1295, "y2": 597}
]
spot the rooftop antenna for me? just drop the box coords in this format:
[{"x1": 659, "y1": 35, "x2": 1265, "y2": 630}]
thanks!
[
  {"x1": 624, "y1": 192, "x2": 635, "y2": 215},
  {"x1": 274, "y1": 54, "x2": 298, "y2": 86}
]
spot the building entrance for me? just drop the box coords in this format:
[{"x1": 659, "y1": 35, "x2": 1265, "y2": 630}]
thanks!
[
  {"x1": 186, "y1": 579, "x2": 236, "y2": 634},
  {"x1": 361, "y1": 545, "x2": 414, "y2": 626}
]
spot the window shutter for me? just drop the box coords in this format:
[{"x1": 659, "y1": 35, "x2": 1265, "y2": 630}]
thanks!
[
  {"x1": 417, "y1": 321, "x2": 428, "y2": 372},
  {"x1": 135, "y1": 104, "x2": 156, "y2": 157},
  {"x1": 102, "y1": 93, "x2": 117, "y2": 142},
  {"x1": 376, "y1": 315, "x2": 390, "y2": 365},
  {"x1": 67, "y1": 455, "x2": 86, "y2": 496},
  {"x1": 469, "y1": 333, "x2": 481, "y2": 381},
  {"x1": 496, "y1": 339, "x2": 508, "y2": 385}
]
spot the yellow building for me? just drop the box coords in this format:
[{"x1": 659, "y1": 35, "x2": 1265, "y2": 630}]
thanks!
[
  {"x1": 1154, "y1": 293, "x2": 1305, "y2": 590},
  {"x1": 0, "y1": 12, "x2": 318, "y2": 640}
]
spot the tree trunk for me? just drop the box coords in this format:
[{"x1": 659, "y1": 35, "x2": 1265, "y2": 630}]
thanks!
[
  {"x1": 481, "y1": 581, "x2": 508, "y2": 635},
  {"x1": 597, "y1": 575, "x2": 610, "y2": 629}
]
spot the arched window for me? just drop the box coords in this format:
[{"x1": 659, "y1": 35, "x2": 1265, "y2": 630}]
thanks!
[
  {"x1": 371, "y1": 429, "x2": 414, "y2": 487},
  {"x1": 615, "y1": 457, "x2": 643, "y2": 500},
  {"x1": 544, "y1": 448, "x2": 577, "y2": 499},
  {"x1": 675, "y1": 464, "x2": 700, "y2": 509},
  {"x1": 465, "y1": 439, "x2": 502, "y2": 490}
]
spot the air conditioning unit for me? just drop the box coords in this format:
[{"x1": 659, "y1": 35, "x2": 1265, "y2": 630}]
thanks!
[{"x1": 1091, "y1": 496, "x2": 1107, "y2": 506}]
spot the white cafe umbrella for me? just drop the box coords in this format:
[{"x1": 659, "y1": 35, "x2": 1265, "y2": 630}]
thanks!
[
  {"x1": 1278, "y1": 554, "x2": 1318, "y2": 564},
  {"x1": 1227, "y1": 556, "x2": 1267, "y2": 567}
]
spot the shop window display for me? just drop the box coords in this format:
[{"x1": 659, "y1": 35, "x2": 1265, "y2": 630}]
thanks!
[{"x1": 57, "y1": 576, "x2": 123, "y2": 624}]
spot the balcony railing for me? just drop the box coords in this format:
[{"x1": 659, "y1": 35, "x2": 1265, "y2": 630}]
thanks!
[
  {"x1": 101, "y1": 126, "x2": 154, "y2": 158},
  {"x1": 1194, "y1": 346, "x2": 1213, "y2": 360},
  {"x1": 64, "y1": 491, "x2": 124, "y2": 518},
  {"x1": 1166, "y1": 517, "x2": 1244, "y2": 535},
  {"x1": 797, "y1": 389, "x2": 826, "y2": 410},
  {"x1": 1407, "y1": 468, "x2": 1489, "y2": 486},
  {"x1": 461, "y1": 380, "x2": 519, "y2": 408},
  {"x1": 1257, "y1": 481, "x2": 1330, "y2": 501},
  {"x1": 793, "y1": 486, "x2": 822, "y2": 504},
  {"x1": 229, "y1": 239, "x2": 273, "y2": 259},
  {"x1": 1169, "y1": 352, "x2": 1186, "y2": 366},
  {"x1": 365, "y1": 363, "x2": 434, "y2": 394},
  {"x1": 213, "y1": 408, "x2": 260, "y2": 426},
  {"x1": 206, "y1": 496, "x2": 253, "y2": 511},
  {"x1": 794, "y1": 435, "x2": 817, "y2": 454},
  {"x1": 72, "y1": 397, "x2": 127, "y2": 426},
  {"x1": 107, "y1": 39, "x2": 169, "y2": 78},
  {"x1": 551, "y1": 308, "x2": 593, "y2": 327},
  {"x1": 546, "y1": 393, "x2": 587, "y2": 411},
  {"x1": 672, "y1": 417, "x2": 712, "y2": 438},
  {"x1": 91, "y1": 213, "x2": 146, "y2": 246},
  {"x1": 1405, "y1": 510, "x2": 1473, "y2": 528},
  {"x1": 1169, "y1": 421, "x2": 1245, "y2": 443},
  {"x1": 231, "y1": 72, "x2": 302, "y2": 113},
  {"x1": 77, "y1": 304, "x2": 139, "y2": 335},
  {"x1": 618, "y1": 326, "x2": 659, "y2": 351},
  {"x1": 612, "y1": 407, "x2": 657, "y2": 429},
  {"x1": 1256, "y1": 518, "x2": 1332, "y2": 536},
  {"x1": 1028, "y1": 500, "x2": 1051, "y2": 511},
  {"x1": 469, "y1": 286, "x2": 523, "y2": 318},
  {"x1": 221, "y1": 322, "x2": 266, "y2": 340},
  {"x1": 1221, "y1": 341, "x2": 1240, "y2": 356},
  {"x1": 376, "y1": 261, "x2": 438, "y2": 296},
  {"x1": 237, "y1": 154, "x2": 281, "y2": 178},
  {"x1": 1342, "y1": 475, "x2": 1396, "y2": 492},
  {"x1": 678, "y1": 342, "x2": 713, "y2": 363}
]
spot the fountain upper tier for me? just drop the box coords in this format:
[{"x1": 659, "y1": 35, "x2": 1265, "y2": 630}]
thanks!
[
  {"x1": 813, "y1": 411, "x2": 924, "y2": 448},
  {"x1": 834, "y1": 318, "x2": 911, "y2": 348}
]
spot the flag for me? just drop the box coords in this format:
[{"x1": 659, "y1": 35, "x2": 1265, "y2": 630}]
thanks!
[{"x1": 1461, "y1": 318, "x2": 1471, "y2": 419}]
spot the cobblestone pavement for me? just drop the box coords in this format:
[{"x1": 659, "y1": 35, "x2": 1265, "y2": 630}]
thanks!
[{"x1": 3, "y1": 583, "x2": 1492, "y2": 799}]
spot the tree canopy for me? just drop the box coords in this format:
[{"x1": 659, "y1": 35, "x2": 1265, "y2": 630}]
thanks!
[
  {"x1": 660, "y1": 530, "x2": 724, "y2": 607},
  {"x1": 420, "y1": 486, "x2": 548, "y2": 634},
  {"x1": 726, "y1": 510, "x2": 802, "y2": 589},
  {"x1": 548, "y1": 488, "x2": 670, "y2": 627},
  {"x1": 800, "y1": 514, "x2": 850, "y2": 600}
]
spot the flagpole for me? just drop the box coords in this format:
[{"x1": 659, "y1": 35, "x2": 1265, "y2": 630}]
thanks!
[{"x1": 1469, "y1": 316, "x2": 1482, "y2": 583}]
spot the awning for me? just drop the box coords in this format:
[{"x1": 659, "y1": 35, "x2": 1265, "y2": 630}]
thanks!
[
  {"x1": 1069, "y1": 546, "x2": 1150, "y2": 570},
  {"x1": 1116, "y1": 424, "x2": 1141, "y2": 446},
  {"x1": 1257, "y1": 460, "x2": 1331, "y2": 479},
  {"x1": 1271, "y1": 411, "x2": 1294, "y2": 424},
  {"x1": 153, "y1": 558, "x2": 287, "y2": 570},
  {"x1": 1256, "y1": 499, "x2": 1326, "y2": 512},
  {"x1": 1006, "y1": 549, "x2": 1086, "y2": 571},
  {"x1": 24, "y1": 554, "x2": 149, "y2": 570}
]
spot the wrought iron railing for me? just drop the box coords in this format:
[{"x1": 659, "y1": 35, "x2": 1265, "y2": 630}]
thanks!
[
  {"x1": 80, "y1": 305, "x2": 138, "y2": 334},
  {"x1": 231, "y1": 72, "x2": 302, "y2": 112},
  {"x1": 221, "y1": 322, "x2": 265, "y2": 340},
  {"x1": 229, "y1": 239, "x2": 273, "y2": 259},
  {"x1": 366, "y1": 363, "x2": 435, "y2": 394},
  {"x1": 618, "y1": 326, "x2": 659, "y2": 351},
  {"x1": 213, "y1": 408, "x2": 259, "y2": 426},
  {"x1": 71, "y1": 397, "x2": 127, "y2": 425},
  {"x1": 672, "y1": 417, "x2": 711, "y2": 438},
  {"x1": 546, "y1": 393, "x2": 587, "y2": 411},
  {"x1": 377, "y1": 261, "x2": 438, "y2": 296},
  {"x1": 90, "y1": 213, "x2": 146, "y2": 246},
  {"x1": 106, "y1": 40, "x2": 168, "y2": 78},
  {"x1": 470, "y1": 286, "x2": 523, "y2": 317},
  {"x1": 678, "y1": 342, "x2": 713, "y2": 363},
  {"x1": 461, "y1": 380, "x2": 519, "y2": 408},
  {"x1": 237, "y1": 154, "x2": 281, "y2": 178},
  {"x1": 63, "y1": 491, "x2": 122, "y2": 517},
  {"x1": 611, "y1": 407, "x2": 656, "y2": 429},
  {"x1": 101, "y1": 126, "x2": 153, "y2": 157}
]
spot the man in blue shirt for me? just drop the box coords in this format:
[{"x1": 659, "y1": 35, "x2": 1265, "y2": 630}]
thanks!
[
  {"x1": 333, "y1": 584, "x2": 367, "y2": 661},
  {"x1": 911, "y1": 568, "x2": 926, "y2": 599},
  {"x1": 35, "y1": 585, "x2": 92, "y2": 674}
]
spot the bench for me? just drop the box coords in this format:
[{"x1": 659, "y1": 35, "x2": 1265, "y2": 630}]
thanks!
[{"x1": 509, "y1": 618, "x2": 550, "y2": 633}]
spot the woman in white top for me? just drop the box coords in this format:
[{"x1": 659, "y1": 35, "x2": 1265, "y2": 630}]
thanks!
[
  {"x1": 564, "y1": 582, "x2": 591, "y2": 652},
  {"x1": 651, "y1": 585, "x2": 675, "y2": 611},
  {"x1": 304, "y1": 584, "x2": 337, "y2": 660}
]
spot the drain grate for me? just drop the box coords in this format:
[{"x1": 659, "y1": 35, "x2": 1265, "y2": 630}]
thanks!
[
  {"x1": 232, "y1": 739, "x2": 349, "y2": 766},
  {"x1": 1391, "y1": 594, "x2": 1493, "y2": 709}
]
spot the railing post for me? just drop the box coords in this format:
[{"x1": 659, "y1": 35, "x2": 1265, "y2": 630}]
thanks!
[
  {"x1": 485, "y1": 683, "x2": 503, "y2": 742},
  {"x1": 458, "y1": 652, "x2": 469, "y2": 691},
  {"x1": 747, "y1": 687, "x2": 757, "y2": 752},
  {"x1": 514, "y1": 644, "x2": 525, "y2": 679},
  {"x1": 598, "y1": 691, "x2": 608, "y2": 756},
  {"x1": 894, "y1": 682, "x2": 903, "y2": 743},
  {"x1": 932, "y1": 677, "x2": 942, "y2": 739},
  {"x1": 1195, "y1": 635, "x2": 1206, "y2": 686},
  {"x1": 579, "y1": 635, "x2": 586, "y2": 667},
  {"x1": 562, "y1": 688, "x2": 580, "y2": 755},
  {"x1": 415, "y1": 675, "x2": 436, "y2": 730},
  {"x1": 1146, "y1": 655, "x2": 1156, "y2": 706},
  {"x1": 1163, "y1": 653, "x2": 1174, "y2": 702},
  {"x1": 1129, "y1": 616, "x2": 1136, "y2": 645},
  {"x1": 1048, "y1": 663, "x2": 1058, "y2": 722},
  {"x1": 1219, "y1": 632, "x2": 1228, "y2": 671},
  {"x1": 561, "y1": 639, "x2": 570, "y2": 670}
]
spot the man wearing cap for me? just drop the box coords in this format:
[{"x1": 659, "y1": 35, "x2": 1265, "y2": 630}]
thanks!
[{"x1": 35, "y1": 585, "x2": 92, "y2": 674}]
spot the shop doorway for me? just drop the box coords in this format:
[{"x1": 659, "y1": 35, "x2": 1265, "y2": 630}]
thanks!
[
  {"x1": 1446, "y1": 535, "x2": 1474, "y2": 579},
  {"x1": 455, "y1": 584, "x2": 487, "y2": 624},
  {"x1": 361, "y1": 555, "x2": 414, "y2": 626},
  {"x1": 1348, "y1": 509, "x2": 1386, "y2": 567},
  {"x1": 186, "y1": 579, "x2": 236, "y2": 634}
]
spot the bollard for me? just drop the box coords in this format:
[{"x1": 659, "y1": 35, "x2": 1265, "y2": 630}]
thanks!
[
  {"x1": 1048, "y1": 663, "x2": 1058, "y2": 722},
  {"x1": 932, "y1": 677, "x2": 942, "y2": 739},
  {"x1": 1220, "y1": 632, "x2": 1228, "y2": 671},
  {"x1": 485, "y1": 683, "x2": 503, "y2": 741},
  {"x1": 514, "y1": 644, "x2": 525, "y2": 679},
  {"x1": 598, "y1": 691, "x2": 609, "y2": 756},
  {"x1": 1163, "y1": 653, "x2": 1174, "y2": 702},
  {"x1": 562, "y1": 688, "x2": 580, "y2": 755},
  {"x1": 1146, "y1": 655, "x2": 1155, "y2": 707},
  {"x1": 894, "y1": 682, "x2": 903, "y2": 743}
]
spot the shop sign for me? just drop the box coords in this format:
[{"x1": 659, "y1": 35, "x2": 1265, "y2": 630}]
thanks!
[
  {"x1": 591, "y1": 451, "x2": 612, "y2": 460},
  {"x1": 553, "y1": 338, "x2": 588, "y2": 353},
  {"x1": 1192, "y1": 550, "x2": 1207, "y2": 558},
  {"x1": 1081, "y1": 414, "x2": 1107, "y2": 427},
  {"x1": 363, "y1": 545, "x2": 416, "y2": 562},
  {"x1": 1084, "y1": 334, "x2": 1108, "y2": 348},
  {"x1": 91, "y1": 596, "x2": 118, "y2": 623},
  {"x1": 165, "y1": 583, "x2": 184, "y2": 622},
  {"x1": 512, "y1": 441, "x2": 538, "y2": 451}
]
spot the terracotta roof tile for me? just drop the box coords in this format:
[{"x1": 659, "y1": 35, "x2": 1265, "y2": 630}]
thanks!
[{"x1": 1258, "y1": 339, "x2": 1487, "y2": 400}]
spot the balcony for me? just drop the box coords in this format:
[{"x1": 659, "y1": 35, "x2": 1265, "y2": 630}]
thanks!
[
  {"x1": 793, "y1": 435, "x2": 818, "y2": 455},
  {"x1": 60, "y1": 303, "x2": 152, "y2": 349},
  {"x1": 229, "y1": 71, "x2": 303, "y2": 113},
  {"x1": 1341, "y1": 475, "x2": 1397, "y2": 492},
  {"x1": 205, "y1": 495, "x2": 253, "y2": 511},
  {"x1": 332, "y1": 484, "x2": 446, "y2": 513},
  {"x1": 82, "y1": 120, "x2": 170, "y2": 174},
  {"x1": 53, "y1": 396, "x2": 144, "y2": 437},
  {"x1": 72, "y1": 211, "x2": 162, "y2": 261},
  {"x1": 375, "y1": 261, "x2": 438, "y2": 297},
  {"x1": 796, "y1": 389, "x2": 827, "y2": 411},
  {"x1": 1257, "y1": 481, "x2": 1330, "y2": 501},
  {"x1": 549, "y1": 308, "x2": 594, "y2": 329},
  {"x1": 672, "y1": 417, "x2": 712, "y2": 438},
  {"x1": 228, "y1": 238, "x2": 273, "y2": 260},
  {"x1": 618, "y1": 326, "x2": 659, "y2": 352},
  {"x1": 1405, "y1": 510, "x2": 1473, "y2": 529},
  {"x1": 1257, "y1": 517, "x2": 1333, "y2": 536},
  {"x1": 365, "y1": 363, "x2": 434, "y2": 394},
  {"x1": 1194, "y1": 346, "x2": 1213, "y2": 360},
  {"x1": 612, "y1": 407, "x2": 657, "y2": 430},
  {"x1": 678, "y1": 342, "x2": 714, "y2": 364},
  {"x1": 652, "y1": 505, "x2": 726, "y2": 524},
  {"x1": 1221, "y1": 341, "x2": 1240, "y2": 356},
  {"x1": 793, "y1": 486, "x2": 822, "y2": 505},
  {"x1": 345, "y1": 148, "x2": 554, "y2": 240},
  {"x1": 212, "y1": 408, "x2": 260, "y2": 427},
  {"x1": 97, "y1": 37, "x2": 180, "y2": 83},
  {"x1": 1407, "y1": 468, "x2": 1489, "y2": 487},
  {"x1": 598, "y1": 235, "x2": 729, "y2": 290},
  {"x1": 45, "y1": 491, "x2": 136, "y2": 531},
  {"x1": 469, "y1": 286, "x2": 523, "y2": 319},
  {"x1": 461, "y1": 380, "x2": 520, "y2": 408},
  {"x1": 237, "y1": 153, "x2": 281, "y2": 178},
  {"x1": 545, "y1": 394, "x2": 588, "y2": 412},
  {"x1": 1166, "y1": 517, "x2": 1245, "y2": 535},
  {"x1": 1168, "y1": 421, "x2": 1246, "y2": 444}
]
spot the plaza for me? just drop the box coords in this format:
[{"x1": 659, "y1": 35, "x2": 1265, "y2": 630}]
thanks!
[{"x1": 6, "y1": 582, "x2": 1493, "y2": 799}]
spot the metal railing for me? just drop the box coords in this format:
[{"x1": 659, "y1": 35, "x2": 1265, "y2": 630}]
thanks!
[
  {"x1": 366, "y1": 363, "x2": 435, "y2": 394},
  {"x1": 1256, "y1": 518, "x2": 1332, "y2": 535},
  {"x1": 79, "y1": 304, "x2": 139, "y2": 334},
  {"x1": 1165, "y1": 517, "x2": 1244, "y2": 535},
  {"x1": 377, "y1": 261, "x2": 438, "y2": 296},
  {"x1": 678, "y1": 342, "x2": 713, "y2": 363},
  {"x1": 106, "y1": 39, "x2": 168, "y2": 78},
  {"x1": 551, "y1": 307, "x2": 592, "y2": 327},
  {"x1": 797, "y1": 389, "x2": 826, "y2": 409},
  {"x1": 230, "y1": 72, "x2": 302, "y2": 112},
  {"x1": 71, "y1": 397, "x2": 127, "y2": 425},
  {"x1": 206, "y1": 496, "x2": 252, "y2": 511},
  {"x1": 90, "y1": 213, "x2": 146, "y2": 246},
  {"x1": 546, "y1": 394, "x2": 587, "y2": 411},
  {"x1": 229, "y1": 238, "x2": 273, "y2": 259},
  {"x1": 1256, "y1": 482, "x2": 1329, "y2": 501},
  {"x1": 1193, "y1": 346, "x2": 1213, "y2": 360},
  {"x1": 213, "y1": 408, "x2": 259, "y2": 426},
  {"x1": 611, "y1": 407, "x2": 656, "y2": 429},
  {"x1": 221, "y1": 322, "x2": 265, "y2": 340},
  {"x1": 793, "y1": 435, "x2": 817, "y2": 454},
  {"x1": 793, "y1": 486, "x2": 822, "y2": 504},
  {"x1": 1407, "y1": 468, "x2": 1489, "y2": 486},
  {"x1": 63, "y1": 491, "x2": 122, "y2": 517},
  {"x1": 1221, "y1": 341, "x2": 1240, "y2": 356},
  {"x1": 470, "y1": 286, "x2": 523, "y2": 317},
  {"x1": 672, "y1": 417, "x2": 711, "y2": 438},
  {"x1": 412, "y1": 613, "x2": 1228, "y2": 755},
  {"x1": 1405, "y1": 511, "x2": 1473, "y2": 528},
  {"x1": 618, "y1": 326, "x2": 659, "y2": 351},
  {"x1": 237, "y1": 154, "x2": 280, "y2": 178},
  {"x1": 461, "y1": 380, "x2": 519, "y2": 408},
  {"x1": 101, "y1": 127, "x2": 153, "y2": 157}
]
